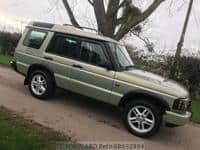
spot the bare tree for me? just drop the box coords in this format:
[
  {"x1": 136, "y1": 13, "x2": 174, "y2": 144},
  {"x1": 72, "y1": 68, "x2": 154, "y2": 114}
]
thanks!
[
  {"x1": 62, "y1": 0, "x2": 166, "y2": 41},
  {"x1": 129, "y1": 23, "x2": 155, "y2": 52}
]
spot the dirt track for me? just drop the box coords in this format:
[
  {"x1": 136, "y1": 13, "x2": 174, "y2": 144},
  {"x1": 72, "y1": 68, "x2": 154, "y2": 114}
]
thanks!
[{"x1": 0, "y1": 66, "x2": 199, "y2": 150}]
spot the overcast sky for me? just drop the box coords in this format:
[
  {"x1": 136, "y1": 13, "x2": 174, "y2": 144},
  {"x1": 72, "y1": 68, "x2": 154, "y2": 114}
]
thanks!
[{"x1": 0, "y1": 0, "x2": 200, "y2": 54}]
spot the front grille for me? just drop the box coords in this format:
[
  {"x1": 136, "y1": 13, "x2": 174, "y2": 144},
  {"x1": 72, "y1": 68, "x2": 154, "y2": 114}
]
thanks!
[
  {"x1": 172, "y1": 98, "x2": 192, "y2": 112},
  {"x1": 173, "y1": 99, "x2": 186, "y2": 111}
]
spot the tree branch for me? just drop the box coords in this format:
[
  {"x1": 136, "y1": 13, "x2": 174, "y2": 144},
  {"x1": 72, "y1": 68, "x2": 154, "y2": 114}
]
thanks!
[
  {"x1": 93, "y1": 0, "x2": 107, "y2": 33},
  {"x1": 142, "y1": 0, "x2": 165, "y2": 21},
  {"x1": 117, "y1": 0, "x2": 127, "y2": 10},
  {"x1": 106, "y1": 0, "x2": 120, "y2": 16},
  {"x1": 114, "y1": 0, "x2": 165, "y2": 40},
  {"x1": 62, "y1": 0, "x2": 80, "y2": 27},
  {"x1": 88, "y1": 0, "x2": 94, "y2": 6},
  {"x1": 106, "y1": 0, "x2": 127, "y2": 17},
  {"x1": 131, "y1": 31, "x2": 154, "y2": 52}
]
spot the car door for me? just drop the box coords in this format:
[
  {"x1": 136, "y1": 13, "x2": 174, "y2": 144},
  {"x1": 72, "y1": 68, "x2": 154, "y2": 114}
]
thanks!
[
  {"x1": 69, "y1": 39, "x2": 117, "y2": 104},
  {"x1": 43, "y1": 33, "x2": 81, "y2": 90}
]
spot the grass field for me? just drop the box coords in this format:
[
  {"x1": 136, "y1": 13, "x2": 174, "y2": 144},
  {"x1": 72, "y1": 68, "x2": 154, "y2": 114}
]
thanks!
[
  {"x1": 191, "y1": 101, "x2": 200, "y2": 123},
  {"x1": 0, "y1": 107, "x2": 70, "y2": 150},
  {"x1": 0, "y1": 54, "x2": 12, "y2": 66}
]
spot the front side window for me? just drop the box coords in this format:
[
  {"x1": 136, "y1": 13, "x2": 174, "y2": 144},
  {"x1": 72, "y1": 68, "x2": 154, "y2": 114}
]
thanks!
[
  {"x1": 80, "y1": 41, "x2": 108, "y2": 67},
  {"x1": 108, "y1": 43, "x2": 134, "y2": 70},
  {"x1": 47, "y1": 34, "x2": 80, "y2": 59},
  {"x1": 23, "y1": 30, "x2": 47, "y2": 49}
]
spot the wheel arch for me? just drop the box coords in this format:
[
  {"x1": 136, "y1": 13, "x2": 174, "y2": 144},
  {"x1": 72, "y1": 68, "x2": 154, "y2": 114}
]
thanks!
[
  {"x1": 118, "y1": 90, "x2": 170, "y2": 112},
  {"x1": 24, "y1": 64, "x2": 55, "y2": 85}
]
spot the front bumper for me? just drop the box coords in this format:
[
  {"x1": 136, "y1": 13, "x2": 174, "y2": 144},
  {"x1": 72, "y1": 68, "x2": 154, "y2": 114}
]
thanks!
[{"x1": 163, "y1": 111, "x2": 191, "y2": 126}]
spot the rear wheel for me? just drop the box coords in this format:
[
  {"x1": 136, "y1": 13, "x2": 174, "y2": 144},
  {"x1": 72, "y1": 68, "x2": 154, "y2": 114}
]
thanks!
[
  {"x1": 123, "y1": 99, "x2": 162, "y2": 137},
  {"x1": 28, "y1": 70, "x2": 55, "y2": 99}
]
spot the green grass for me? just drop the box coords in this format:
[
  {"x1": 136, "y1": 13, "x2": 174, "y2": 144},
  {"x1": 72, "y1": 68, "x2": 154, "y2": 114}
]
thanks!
[
  {"x1": 0, "y1": 107, "x2": 70, "y2": 150},
  {"x1": 0, "y1": 54, "x2": 13, "y2": 66},
  {"x1": 191, "y1": 101, "x2": 200, "y2": 123}
]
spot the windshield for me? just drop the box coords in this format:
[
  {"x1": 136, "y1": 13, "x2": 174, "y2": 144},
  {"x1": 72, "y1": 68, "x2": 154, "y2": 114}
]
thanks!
[{"x1": 108, "y1": 43, "x2": 134, "y2": 70}]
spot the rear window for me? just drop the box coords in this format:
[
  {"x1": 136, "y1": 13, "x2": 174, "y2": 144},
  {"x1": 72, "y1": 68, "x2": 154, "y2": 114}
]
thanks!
[{"x1": 23, "y1": 30, "x2": 47, "y2": 49}]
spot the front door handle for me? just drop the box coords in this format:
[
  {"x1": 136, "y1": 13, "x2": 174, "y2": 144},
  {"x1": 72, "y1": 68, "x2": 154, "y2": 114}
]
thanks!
[
  {"x1": 72, "y1": 64, "x2": 83, "y2": 69},
  {"x1": 44, "y1": 56, "x2": 54, "y2": 61}
]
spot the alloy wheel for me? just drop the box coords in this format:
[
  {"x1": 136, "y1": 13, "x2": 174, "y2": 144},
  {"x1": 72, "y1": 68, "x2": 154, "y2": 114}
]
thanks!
[{"x1": 127, "y1": 105, "x2": 155, "y2": 134}]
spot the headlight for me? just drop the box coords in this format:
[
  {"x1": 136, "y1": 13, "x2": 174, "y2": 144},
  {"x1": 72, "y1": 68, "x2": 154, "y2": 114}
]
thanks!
[{"x1": 172, "y1": 99, "x2": 188, "y2": 111}]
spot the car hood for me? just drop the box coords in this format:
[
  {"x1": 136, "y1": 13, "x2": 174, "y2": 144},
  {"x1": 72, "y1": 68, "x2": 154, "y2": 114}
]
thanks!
[{"x1": 117, "y1": 69, "x2": 189, "y2": 98}]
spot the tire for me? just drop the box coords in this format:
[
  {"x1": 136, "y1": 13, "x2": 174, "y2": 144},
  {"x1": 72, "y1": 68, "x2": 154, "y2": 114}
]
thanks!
[
  {"x1": 123, "y1": 99, "x2": 162, "y2": 138},
  {"x1": 28, "y1": 70, "x2": 55, "y2": 99}
]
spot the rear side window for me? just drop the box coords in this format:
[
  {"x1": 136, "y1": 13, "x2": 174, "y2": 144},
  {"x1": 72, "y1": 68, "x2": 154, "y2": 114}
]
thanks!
[
  {"x1": 23, "y1": 30, "x2": 47, "y2": 49},
  {"x1": 47, "y1": 34, "x2": 80, "y2": 59}
]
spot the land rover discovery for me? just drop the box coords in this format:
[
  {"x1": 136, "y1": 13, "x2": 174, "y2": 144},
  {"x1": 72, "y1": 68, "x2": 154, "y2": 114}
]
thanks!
[{"x1": 11, "y1": 22, "x2": 191, "y2": 137}]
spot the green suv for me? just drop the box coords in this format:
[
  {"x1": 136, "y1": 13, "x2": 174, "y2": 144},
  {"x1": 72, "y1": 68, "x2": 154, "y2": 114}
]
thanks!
[{"x1": 11, "y1": 22, "x2": 191, "y2": 137}]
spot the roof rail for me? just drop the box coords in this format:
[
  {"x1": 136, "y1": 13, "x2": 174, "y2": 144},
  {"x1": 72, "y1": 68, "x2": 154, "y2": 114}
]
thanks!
[
  {"x1": 63, "y1": 24, "x2": 103, "y2": 35},
  {"x1": 32, "y1": 22, "x2": 54, "y2": 29}
]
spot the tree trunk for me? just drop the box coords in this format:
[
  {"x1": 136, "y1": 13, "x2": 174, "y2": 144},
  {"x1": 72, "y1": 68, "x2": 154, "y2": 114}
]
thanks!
[
  {"x1": 170, "y1": 0, "x2": 194, "y2": 78},
  {"x1": 62, "y1": 0, "x2": 165, "y2": 41}
]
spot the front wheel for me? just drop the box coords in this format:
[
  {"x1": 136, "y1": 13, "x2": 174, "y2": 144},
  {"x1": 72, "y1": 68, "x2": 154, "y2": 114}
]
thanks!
[
  {"x1": 28, "y1": 70, "x2": 55, "y2": 99},
  {"x1": 123, "y1": 99, "x2": 162, "y2": 137}
]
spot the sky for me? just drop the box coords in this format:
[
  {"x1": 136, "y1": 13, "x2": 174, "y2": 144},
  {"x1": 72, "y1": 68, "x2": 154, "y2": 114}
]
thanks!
[{"x1": 0, "y1": 0, "x2": 200, "y2": 55}]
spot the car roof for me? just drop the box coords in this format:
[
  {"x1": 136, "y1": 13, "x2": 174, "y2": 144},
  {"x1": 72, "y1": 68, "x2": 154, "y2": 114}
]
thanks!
[{"x1": 27, "y1": 21, "x2": 119, "y2": 44}]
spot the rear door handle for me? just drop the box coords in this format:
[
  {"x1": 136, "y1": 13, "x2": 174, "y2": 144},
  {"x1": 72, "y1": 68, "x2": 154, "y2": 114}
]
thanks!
[
  {"x1": 72, "y1": 64, "x2": 83, "y2": 69},
  {"x1": 25, "y1": 51, "x2": 33, "y2": 55},
  {"x1": 44, "y1": 56, "x2": 54, "y2": 61}
]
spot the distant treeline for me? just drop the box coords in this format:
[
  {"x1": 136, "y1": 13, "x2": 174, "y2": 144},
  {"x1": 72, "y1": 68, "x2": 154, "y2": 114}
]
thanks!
[{"x1": 0, "y1": 31, "x2": 21, "y2": 55}]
